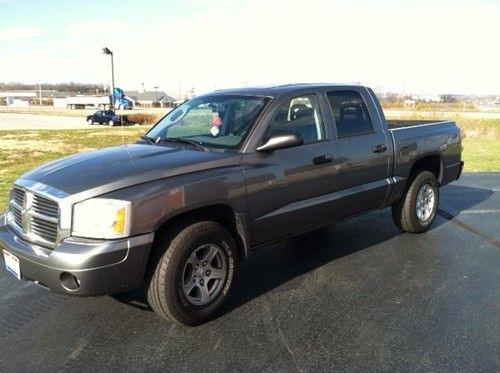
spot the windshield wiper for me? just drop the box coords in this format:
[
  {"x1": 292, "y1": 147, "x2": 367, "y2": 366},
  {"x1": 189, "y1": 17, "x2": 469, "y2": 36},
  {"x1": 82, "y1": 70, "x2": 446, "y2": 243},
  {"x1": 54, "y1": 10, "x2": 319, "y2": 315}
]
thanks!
[
  {"x1": 160, "y1": 137, "x2": 208, "y2": 151},
  {"x1": 139, "y1": 135, "x2": 157, "y2": 145}
]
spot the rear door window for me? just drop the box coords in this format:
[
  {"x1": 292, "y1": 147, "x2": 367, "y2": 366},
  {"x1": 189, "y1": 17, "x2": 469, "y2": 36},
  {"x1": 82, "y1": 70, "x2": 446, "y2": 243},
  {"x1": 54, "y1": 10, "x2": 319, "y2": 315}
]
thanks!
[
  {"x1": 327, "y1": 91, "x2": 373, "y2": 137},
  {"x1": 265, "y1": 94, "x2": 326, "y2": 144}
]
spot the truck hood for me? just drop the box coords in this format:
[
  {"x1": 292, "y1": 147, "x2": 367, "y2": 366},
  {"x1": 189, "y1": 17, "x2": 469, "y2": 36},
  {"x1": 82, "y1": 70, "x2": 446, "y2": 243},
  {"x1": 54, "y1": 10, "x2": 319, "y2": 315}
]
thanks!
[{"x1": 20, "y1": 144, "x2": 241, "y2": 197}]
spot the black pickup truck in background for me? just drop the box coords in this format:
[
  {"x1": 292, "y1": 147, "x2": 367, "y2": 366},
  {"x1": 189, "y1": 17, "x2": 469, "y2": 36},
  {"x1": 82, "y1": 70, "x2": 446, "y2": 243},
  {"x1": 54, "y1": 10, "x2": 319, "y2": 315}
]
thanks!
[
  {"x1": 86, "y1": 110, "x2": 128, "y2": 126},
  {"x1": 1, "y1": 84, "x2": 463, "y2": 325}
]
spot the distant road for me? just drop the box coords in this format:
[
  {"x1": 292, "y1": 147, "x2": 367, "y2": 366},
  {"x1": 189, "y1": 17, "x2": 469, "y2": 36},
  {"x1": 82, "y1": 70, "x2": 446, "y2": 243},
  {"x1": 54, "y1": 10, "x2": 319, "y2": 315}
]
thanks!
[{"x1": 0, "y1": 113, "x2": 94, "y2": 130}]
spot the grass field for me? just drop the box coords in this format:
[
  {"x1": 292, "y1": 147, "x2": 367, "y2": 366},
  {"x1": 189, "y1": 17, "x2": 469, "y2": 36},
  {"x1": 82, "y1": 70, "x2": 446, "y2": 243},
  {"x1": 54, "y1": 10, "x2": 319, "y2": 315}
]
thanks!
[
  {"x1": 385, "y1": 112, "x2": 500, "y2": 139},
  {"x1": 461, "y1": 138, "x2": 500, "y2": 172},
  {"x1": 0, "y1": 125, "x2": 499, "y2": 211},
  {"x1": 0, "y1": 127, "x2": 147, "y2": 211}
]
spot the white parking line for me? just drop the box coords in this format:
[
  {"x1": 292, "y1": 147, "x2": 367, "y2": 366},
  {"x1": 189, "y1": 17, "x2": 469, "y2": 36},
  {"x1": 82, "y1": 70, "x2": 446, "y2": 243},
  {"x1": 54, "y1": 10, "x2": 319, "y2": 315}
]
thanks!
[{"x1": 461, "y1": 209, "x2": 500, "y2": 214}]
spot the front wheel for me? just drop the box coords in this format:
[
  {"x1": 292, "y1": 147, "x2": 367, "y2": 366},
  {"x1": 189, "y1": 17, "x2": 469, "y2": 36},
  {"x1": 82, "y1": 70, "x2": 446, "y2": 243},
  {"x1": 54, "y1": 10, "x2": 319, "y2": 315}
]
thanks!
[
  {"x1": 392, "y1": 170, "x2": 439, "y2": 233},
  {"x1": 87, "y1": 119, "x2": 93, "y2": 125},
  {"x1": 147, "y1": 221, "x2": 237, "y2": 326},
  {"x1": 108, "y1": 120, "x2": 114, "y2": 126}
]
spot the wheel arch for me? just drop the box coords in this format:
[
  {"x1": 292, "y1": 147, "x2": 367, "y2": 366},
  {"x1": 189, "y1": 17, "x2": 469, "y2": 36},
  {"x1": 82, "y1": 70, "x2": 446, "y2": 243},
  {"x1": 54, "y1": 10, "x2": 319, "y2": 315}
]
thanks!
[
  {"x1": 150, "y1": 204, "x2": 250, "y2": 266},
  {"x1": 409, "y1": 154, "x2": 443, "y2": 184}
]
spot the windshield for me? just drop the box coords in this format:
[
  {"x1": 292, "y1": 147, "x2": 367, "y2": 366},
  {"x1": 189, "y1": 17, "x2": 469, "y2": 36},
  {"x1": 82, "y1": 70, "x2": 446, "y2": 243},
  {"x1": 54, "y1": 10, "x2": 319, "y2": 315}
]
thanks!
[{"x1": 146, "y1": 95, "x2": 270, "y2": 149}]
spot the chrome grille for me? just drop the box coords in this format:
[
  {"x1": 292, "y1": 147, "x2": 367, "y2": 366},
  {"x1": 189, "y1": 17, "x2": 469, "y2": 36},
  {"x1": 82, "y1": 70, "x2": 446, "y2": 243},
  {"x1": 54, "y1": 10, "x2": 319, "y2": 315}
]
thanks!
[
  {"x1": 31, "y1": 216, "x2": 58, "y2": 243},
  {"x1": 12, "y1": 206, "x2": 22, "y2": 226},
  {"x1": 12, "y1": 188, "x2": 24, "y2": 206},
  {"x1": 8, "y1": 187, "x2": 60, "y2": 248},
  {"x1": 10, "y1": 188, "x2": 24, "y2": 227},
  {"x1": 32, "y1": 194, "x2": 59, "y2": 218}
]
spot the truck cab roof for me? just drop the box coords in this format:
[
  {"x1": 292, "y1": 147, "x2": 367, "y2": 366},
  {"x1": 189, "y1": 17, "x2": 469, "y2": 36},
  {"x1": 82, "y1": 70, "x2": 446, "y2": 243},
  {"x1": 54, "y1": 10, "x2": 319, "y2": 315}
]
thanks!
[{"x1": 208, "y1": 83, "x2": 366, "y2": 98}]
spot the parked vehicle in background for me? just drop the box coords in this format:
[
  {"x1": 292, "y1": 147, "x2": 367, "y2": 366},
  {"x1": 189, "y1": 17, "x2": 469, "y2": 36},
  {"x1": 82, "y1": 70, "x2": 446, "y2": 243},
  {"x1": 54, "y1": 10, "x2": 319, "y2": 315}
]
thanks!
[
  {"x1": 67, "y1": 88, "x2": 134, "y2": 110},
  {"x1": 0, "y1": 84, "x2": 463, "y2": 326},
  {"x1": 86, "y1": 110, "x2": 128, "y2": 126}
]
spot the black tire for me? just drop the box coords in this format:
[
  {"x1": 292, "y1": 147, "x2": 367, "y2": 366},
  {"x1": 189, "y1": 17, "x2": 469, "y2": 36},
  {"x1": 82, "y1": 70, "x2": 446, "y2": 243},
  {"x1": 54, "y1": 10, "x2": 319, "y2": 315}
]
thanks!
[
  {"x1": 87, "y1": 119, "x2": 93, "y2": 125},
  {"x1": 392, "y1": 170, "x2": 439, "y2": 233},
  {"x1": 108, "y1": 120, "x2": 114, "y2": 126},
  {"x1": 147, "y1": 221, "x2": 237, "y2": 326}
]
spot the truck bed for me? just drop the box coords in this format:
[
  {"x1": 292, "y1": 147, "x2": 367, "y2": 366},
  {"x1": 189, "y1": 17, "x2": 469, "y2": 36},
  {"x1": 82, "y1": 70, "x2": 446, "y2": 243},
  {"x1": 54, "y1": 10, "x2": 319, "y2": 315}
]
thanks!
[
  {"x1": 386, "y1": 119, "x2": 445, "y2": 129},
  {"x1": 387, "y1": 119, "x2": 462, "y2": 189}
]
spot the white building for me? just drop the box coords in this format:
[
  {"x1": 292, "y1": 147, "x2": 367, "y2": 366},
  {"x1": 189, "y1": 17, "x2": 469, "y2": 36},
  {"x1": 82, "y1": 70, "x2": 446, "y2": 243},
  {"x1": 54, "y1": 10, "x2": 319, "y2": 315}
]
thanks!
[{"x1": 0, "y1": 91, "x2": 36, "y2": 107}]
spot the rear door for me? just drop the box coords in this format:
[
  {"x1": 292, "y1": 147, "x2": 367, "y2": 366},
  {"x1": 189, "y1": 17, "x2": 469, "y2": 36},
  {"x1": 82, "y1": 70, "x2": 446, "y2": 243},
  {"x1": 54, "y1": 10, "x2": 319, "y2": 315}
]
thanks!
[
  {"x1": 323, "y1": 88, "x2": 391, "y2": 217},
  {"x1": 104, "y1": 111, "x2": 114, "y2": 122},
  {"x1": 241, "y1": 92, "x2": 340, "y2": 246}
]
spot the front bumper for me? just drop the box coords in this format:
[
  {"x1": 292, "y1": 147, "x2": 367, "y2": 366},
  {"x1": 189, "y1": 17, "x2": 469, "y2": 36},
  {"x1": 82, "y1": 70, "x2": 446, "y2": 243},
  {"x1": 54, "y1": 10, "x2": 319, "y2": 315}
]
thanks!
[{"x1": 0, "y1": 213, "x2": 154, "y2": 296}]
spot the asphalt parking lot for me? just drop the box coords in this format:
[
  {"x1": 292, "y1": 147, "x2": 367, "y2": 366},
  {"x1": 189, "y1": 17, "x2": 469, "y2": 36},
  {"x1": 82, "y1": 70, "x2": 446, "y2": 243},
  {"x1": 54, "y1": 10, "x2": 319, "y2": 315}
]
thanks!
[{"x1": 0, "y1": 173, "x2": 499, "y2": 372}]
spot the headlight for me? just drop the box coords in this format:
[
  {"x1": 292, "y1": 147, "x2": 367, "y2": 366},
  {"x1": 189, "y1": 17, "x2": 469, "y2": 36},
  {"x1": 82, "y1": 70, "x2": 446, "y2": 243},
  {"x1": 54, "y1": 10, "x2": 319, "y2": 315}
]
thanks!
[{"x1": 72, "y1": 198, "x2": 131, "y2": 239}]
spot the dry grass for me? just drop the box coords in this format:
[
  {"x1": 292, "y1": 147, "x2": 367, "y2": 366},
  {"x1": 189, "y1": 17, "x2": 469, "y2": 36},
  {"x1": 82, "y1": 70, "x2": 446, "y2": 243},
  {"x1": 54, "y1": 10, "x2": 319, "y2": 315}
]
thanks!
[
  {"x1": 0, "y1": 128, "x2": 148, "y2": 211},
  {"x1": 384, "y1": 111, "x2": 500, "y2": 139},
  {"x1": 127, "y1": 112, "x2": 164, "y2": 125},
  {"x1": 381, "y1": 101, "x2": 499, "y2": 112}
]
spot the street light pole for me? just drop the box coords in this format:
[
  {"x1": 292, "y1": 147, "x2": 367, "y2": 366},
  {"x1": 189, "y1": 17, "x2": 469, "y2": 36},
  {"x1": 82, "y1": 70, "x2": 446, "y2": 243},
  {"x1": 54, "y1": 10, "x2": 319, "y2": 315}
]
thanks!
[
  {"x1": 38, "y1": 80, "x2": 42, "y2": 106},
  {"x1": 102, "y1": 47, "x2": 115, "y2": 109}
]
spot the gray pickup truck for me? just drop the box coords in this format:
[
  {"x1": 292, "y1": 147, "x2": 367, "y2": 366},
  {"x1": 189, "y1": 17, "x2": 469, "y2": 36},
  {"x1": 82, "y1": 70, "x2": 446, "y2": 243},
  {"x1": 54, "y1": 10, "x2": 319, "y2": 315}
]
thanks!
[{"x1": 1, "y1": 84, "x2": 463, "y2": 325}]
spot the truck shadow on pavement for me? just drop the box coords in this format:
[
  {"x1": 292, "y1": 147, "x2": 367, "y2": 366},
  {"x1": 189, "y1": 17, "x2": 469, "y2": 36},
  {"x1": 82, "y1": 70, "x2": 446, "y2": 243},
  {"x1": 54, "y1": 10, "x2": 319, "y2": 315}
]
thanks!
[
  {"x1": 112, "y1": 184, "x2": 493, "y2": 319},
  {"x1": 438, "y1": 183, "x2": 494, "y2": 217}
]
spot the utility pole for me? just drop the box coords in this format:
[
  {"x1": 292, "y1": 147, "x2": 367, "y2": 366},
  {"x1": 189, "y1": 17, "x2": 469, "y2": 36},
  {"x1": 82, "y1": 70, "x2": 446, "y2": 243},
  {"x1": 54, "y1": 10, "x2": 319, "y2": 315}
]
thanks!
[
  {"x1": 38, "y1": 80, "x2": 42, "y2": 106},
  {"x1": 154, "y1": 86, "x2": 159, "y2": 107},
  {"x1": 102, "y1": 47, "x2": 115, "y2": 108}
]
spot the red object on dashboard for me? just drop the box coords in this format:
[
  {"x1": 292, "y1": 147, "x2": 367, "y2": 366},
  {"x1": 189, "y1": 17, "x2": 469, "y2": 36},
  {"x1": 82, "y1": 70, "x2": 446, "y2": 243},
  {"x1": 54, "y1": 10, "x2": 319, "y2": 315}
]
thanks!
[{"x1": 212, "y1": 116, "x2": 223, "y2": 127}]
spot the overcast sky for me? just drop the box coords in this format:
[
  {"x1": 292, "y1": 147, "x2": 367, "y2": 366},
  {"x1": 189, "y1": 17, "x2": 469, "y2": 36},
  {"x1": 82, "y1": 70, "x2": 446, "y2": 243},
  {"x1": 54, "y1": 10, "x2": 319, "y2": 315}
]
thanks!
[{"x1": 0, "y1": 0, "x2": 499, "y2": 95}]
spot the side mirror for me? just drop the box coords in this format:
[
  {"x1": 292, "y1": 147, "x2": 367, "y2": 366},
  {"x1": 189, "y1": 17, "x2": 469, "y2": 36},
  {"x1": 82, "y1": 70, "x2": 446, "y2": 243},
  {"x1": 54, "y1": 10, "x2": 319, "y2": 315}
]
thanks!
[{"x1": 256, "y1": 132, "x2": 304, "y2": 152}]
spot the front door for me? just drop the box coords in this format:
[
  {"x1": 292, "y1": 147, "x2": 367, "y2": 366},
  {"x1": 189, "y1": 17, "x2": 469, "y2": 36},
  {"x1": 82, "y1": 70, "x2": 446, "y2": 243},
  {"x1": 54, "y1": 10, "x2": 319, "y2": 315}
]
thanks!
[{"x1": 242, "y1": 93, "x2": 339, "y2": 246}]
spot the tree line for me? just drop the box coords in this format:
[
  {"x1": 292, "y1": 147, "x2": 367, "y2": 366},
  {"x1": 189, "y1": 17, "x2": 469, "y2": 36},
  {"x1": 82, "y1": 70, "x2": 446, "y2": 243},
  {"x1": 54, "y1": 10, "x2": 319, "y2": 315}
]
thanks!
[{"x1": 0, "y1": 82, "x2": 106, "y2": 94}]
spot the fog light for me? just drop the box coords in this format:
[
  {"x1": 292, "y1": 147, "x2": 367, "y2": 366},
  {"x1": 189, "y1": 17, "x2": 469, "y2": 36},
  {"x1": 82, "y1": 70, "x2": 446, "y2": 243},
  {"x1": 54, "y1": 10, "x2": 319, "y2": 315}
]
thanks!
[{"x1": 60, "y1": 272, "x2": 80, "y2": 291}]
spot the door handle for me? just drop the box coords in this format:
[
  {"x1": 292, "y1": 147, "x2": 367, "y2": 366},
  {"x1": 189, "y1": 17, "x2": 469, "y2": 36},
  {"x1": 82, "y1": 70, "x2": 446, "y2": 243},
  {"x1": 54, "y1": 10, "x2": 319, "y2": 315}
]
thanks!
[
  {"x1": 372, "y1": 144, "x2": 387, "y2": 153},
  {"x1": 313, "y1": 154, "x2": 334, "y2": 165}
]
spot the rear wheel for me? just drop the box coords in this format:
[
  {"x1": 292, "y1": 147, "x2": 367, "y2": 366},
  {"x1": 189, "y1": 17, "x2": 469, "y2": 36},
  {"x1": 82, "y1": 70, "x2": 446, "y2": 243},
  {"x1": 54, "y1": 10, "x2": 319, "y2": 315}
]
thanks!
[
  {"x1": 108, "y1": 120, "x2": 114, "y2": 126},
  {"x1": 147, "y1": 221, "x2": 237, "y2": 326},
  {"x1": 392, "y1": 170, "x2": 439, "y2": 233}
]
